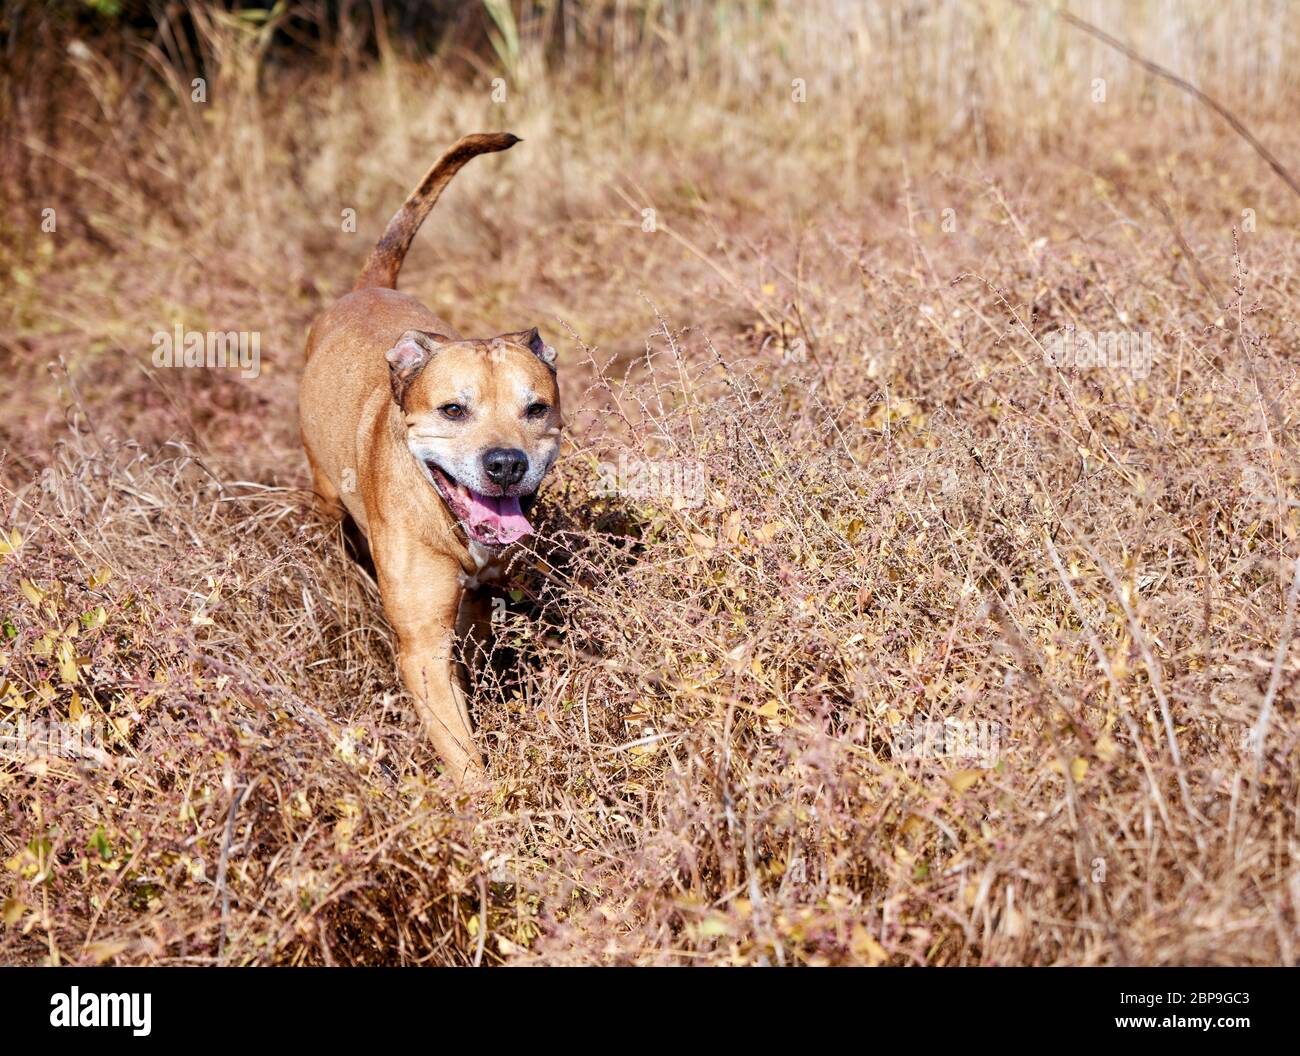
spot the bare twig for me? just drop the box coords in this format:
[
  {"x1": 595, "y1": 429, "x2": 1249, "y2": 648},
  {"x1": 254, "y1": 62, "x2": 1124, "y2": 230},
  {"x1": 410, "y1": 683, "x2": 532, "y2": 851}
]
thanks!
[
  {"x1": 1019, "y1": 1, "x2": 1300, "y2": 199},
  {"x1": 217, "y1": 777, "x2": 258, "y2": 965},
  {"x1": 1248, "y1": 556, "x2": 1300, "y2": 772}
]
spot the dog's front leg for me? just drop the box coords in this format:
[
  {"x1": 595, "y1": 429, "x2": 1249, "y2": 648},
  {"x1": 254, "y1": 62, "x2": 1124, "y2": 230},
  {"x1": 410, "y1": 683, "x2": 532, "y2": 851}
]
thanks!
[
  {"x1": 455, "y1": 589, "x2": 496, "y2": 683},
  {"x1": 372, "y1": 529, "x2": 482, "y2": 782}
]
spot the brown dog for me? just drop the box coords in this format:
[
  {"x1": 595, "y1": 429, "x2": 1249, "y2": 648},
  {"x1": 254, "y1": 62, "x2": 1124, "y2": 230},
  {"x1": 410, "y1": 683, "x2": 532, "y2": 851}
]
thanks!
[{"x1": 299, "y1": 133, "x2": 560, "y2": 781}]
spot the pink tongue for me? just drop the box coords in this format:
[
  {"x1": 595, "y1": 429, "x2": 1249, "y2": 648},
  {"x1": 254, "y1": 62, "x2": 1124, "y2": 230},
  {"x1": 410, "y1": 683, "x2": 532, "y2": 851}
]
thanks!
[{"x1": 465, "y1": 491, "x2": 532, "y2": 544}]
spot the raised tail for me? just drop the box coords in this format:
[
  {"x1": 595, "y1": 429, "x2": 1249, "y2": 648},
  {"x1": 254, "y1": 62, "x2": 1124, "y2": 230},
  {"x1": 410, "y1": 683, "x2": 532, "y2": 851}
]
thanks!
[{"x1": 353, "y1": 132, "x2": 521, "y2": 291}]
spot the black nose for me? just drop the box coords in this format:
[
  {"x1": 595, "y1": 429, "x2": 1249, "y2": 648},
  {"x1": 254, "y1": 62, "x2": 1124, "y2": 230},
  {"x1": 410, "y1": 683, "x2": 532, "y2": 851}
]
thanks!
[{"x1": 482, "y1": 447, "x2": 528, "y2": 488}]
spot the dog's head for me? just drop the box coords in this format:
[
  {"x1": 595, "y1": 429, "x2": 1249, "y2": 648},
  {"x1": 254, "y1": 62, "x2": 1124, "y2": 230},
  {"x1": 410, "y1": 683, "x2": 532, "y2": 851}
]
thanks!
[{"x1": 386, "y1": 327, "x2": 561, "y2": 547}]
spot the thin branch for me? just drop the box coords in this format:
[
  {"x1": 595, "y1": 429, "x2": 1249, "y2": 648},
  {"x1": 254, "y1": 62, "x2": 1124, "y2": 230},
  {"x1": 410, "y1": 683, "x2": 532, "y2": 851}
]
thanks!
[
  {"x1": 217, "y1": 777, "x2": 258, "y2": 965},
  {"x1": 1017, "y1": 1, "x2": 1300, "y2": 200},
  {"x1": 1249, "y1": 556, "x2": 1300, "y2": 771}
]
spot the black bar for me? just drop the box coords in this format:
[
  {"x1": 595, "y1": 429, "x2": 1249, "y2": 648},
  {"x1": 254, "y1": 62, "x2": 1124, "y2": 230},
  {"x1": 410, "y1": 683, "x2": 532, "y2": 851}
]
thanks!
[{"x1": 1, "y1": 966, "x2": 1289, "y2": 1044}]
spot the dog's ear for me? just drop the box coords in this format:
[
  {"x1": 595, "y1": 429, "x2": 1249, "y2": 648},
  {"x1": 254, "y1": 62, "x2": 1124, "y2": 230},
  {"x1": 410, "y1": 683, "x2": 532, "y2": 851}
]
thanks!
[
  {"x1": 386, "y1": 330, "x2": 450, "y2": 405},
  {"x1": 497, "y1": 327, "x2": 557, "y2": 372}
]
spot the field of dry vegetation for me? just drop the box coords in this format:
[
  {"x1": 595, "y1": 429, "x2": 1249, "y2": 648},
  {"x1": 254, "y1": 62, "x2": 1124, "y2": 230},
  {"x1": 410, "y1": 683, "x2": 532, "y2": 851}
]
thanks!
[{"x1": 2, "y1": 0, "x2": 1299, "y2": 966}]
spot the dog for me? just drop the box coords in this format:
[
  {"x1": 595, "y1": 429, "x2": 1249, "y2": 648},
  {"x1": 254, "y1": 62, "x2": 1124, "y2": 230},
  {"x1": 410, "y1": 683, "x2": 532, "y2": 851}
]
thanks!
[{"x1": 299, "y1": 133, "x2": 560, "y2": 782}]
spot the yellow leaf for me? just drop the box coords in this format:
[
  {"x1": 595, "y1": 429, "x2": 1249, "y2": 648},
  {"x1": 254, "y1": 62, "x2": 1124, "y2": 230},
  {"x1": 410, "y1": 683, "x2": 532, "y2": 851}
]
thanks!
[
  {"x1": 89, "y1": 565, "x2": 113, "y2": 589},
  {"x1": 947, "y1": 769, "x2": 983, "y2": 794},
  {"x1": 57, "y1": 639, "x2": 79, "y2": 684},
  {"x1": 1048, "y1": 756, "x2": 1090, "y2": 782},
  {"x1": 900, "y1": 814, "x2": 926, "y2": 838},
  {"x1": 698, "y1": 915, "x2": 729, "y2": 937},
  {"x1": 85, "y1": 940, "x2": 129, "y2": 964},
  {"x1": 851, "y1": 924, "x2": 887, "y2": 966},
  {"x1": 19, "y1": 580, "x2": 43, "y2": 607},
  {"x1": 333, "y1": 814, "x2": 356, "y2": 853},
  {"x1": 0, "y1": 529, "x2": 21, "y2": 556}
]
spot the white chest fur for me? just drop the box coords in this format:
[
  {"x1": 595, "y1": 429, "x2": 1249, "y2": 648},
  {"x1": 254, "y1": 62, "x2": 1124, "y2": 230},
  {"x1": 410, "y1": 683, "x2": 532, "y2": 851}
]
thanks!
[{"x1": 459, "y1": 540, "x2": 505, "y2": 589}]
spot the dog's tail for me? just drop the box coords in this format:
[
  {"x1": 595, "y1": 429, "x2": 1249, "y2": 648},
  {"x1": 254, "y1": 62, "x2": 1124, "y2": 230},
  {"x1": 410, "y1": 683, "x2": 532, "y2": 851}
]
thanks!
[{"x1": 353, "y1": 132, "x2": 521, "y2": 291}]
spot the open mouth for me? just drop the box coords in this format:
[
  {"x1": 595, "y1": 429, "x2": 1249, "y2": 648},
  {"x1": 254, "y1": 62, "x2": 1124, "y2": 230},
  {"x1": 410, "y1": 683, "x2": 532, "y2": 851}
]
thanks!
[{"x1": 427, "y1": 463, "x2": 535, "y2": 546}]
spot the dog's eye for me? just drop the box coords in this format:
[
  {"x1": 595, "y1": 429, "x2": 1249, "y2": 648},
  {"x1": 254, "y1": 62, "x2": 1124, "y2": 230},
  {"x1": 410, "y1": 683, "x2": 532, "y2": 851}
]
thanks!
[
  {"x1": 525, "y1": 402, "x2": 549, "y2": 420},
  {"x1": 441, "y1": 403, "x2": 466, "y2": 420}
]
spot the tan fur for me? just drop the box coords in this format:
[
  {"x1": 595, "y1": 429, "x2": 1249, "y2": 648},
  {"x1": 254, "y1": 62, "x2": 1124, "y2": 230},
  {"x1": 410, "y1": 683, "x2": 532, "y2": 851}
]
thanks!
[
  {"x1": 355, "y1": 132, "x2": 520, "y2": 291},
  {"x1": 299, "y1": 135, "x2": 560, "y2": 782}
]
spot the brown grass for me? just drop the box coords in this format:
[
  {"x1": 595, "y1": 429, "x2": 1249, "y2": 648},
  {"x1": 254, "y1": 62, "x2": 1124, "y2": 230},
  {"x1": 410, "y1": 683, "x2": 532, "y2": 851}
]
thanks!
[{"x1": 1, "y1": 1, "x2": 1299, "y2": 965}]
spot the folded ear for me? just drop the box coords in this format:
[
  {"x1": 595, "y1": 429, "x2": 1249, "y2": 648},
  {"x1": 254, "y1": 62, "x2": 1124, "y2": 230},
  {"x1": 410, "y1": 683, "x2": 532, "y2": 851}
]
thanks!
[
  {"x1": 386, "y1": 329, "x2": 450, "y2": 405},
  {"x1": 497, "y1": 327, "x2": 557, "y2": 372}
]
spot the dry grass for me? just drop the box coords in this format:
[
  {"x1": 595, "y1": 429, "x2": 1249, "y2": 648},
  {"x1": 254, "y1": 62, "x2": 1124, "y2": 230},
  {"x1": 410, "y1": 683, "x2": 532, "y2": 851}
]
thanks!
[{"x1": 1, "y1": 0, "x2": 1299, "y2": 965}]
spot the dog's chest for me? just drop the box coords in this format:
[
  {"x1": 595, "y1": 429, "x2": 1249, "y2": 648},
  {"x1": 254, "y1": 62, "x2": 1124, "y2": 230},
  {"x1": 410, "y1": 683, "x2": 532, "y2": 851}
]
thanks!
[{"x1": 459, "y1": 541, "x2": 505, "y2": 589}]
